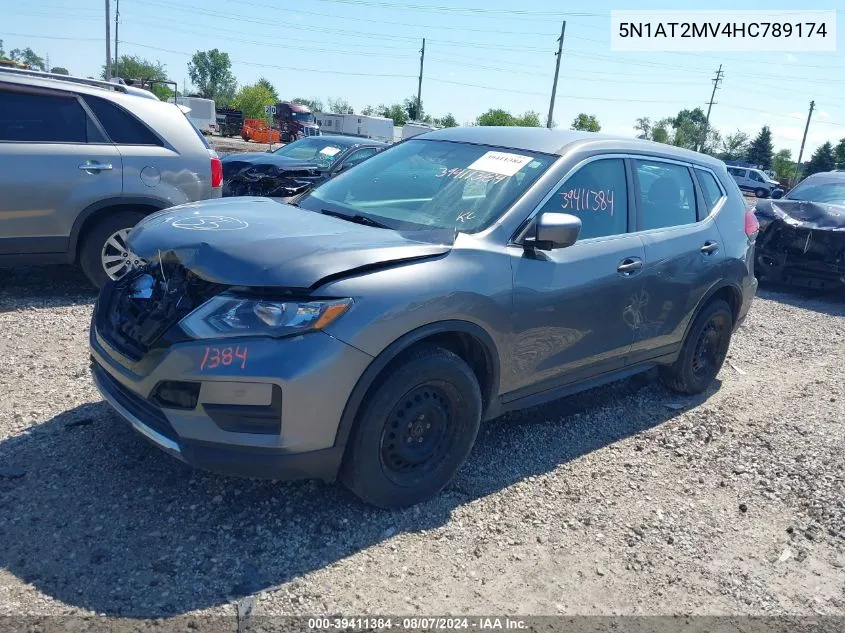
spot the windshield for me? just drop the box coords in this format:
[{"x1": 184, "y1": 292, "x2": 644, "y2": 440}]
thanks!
[
  {"x1": 273, "y1": 137, "x2": 354, "y2": 167},
  {"x1": 298, "y1": 139, "x2": 557, "y2": 232},
  {"x1": 292, "y1": 112, "x2": 315, "y2": 123},
  {"x1": 786, "y1": 180, "x2": 845, "y2": 205}
]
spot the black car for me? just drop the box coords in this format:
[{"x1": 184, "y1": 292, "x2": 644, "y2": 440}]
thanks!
[
  {"x1": 753, "y1": 170, "x2": 845, "y2": 289},
  {"x1": 221, "y1": 135, "x2": 387, "y2": 199}
]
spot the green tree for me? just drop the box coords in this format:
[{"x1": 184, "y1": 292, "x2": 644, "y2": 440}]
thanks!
[
  {"x1": 652, "y1": 119, "x2": 671, "y2": 144},
  {"x1": 634, "y1": 116, "x2": 652, "y2": 139},
  {"x1": 746, "y1": 126, "x2": 774, "y2": 170},
  {"x1": 8, "y1": 46, "x2": 45, "y2": 70},
  {"x1": 404, "y1": 96, "x2": 422, "y2": 121},
  {"x1": 380, "y1": 103, "x2": 407, "y2": 126},
  {"x1": 0, "y1": 39, "x2": 5, "y2": 60},
  {"x1": 361, "y1": 104, "x2": 376, "y2": 116},
  {"x1": 292, "y1": 97, "x2": 324, "y2": 112},
  {"x1": 834, "y1": 138, "x2": 845, "y2": 170},
  {"x1": 514, "y1": 111, "x2": 542, "y2": 127},
  {"x1": 720, "y1": 130, "x2": 750, "y2": 161},
  {"x1": 188, "y1": 49, "x2": 237, "y2": 105},
  {"x1": 571, "y1": 113, "x2": 601, "y2": 132},
  {"x1": 477, "y1": 108, "x2": 515, "y2": 126},
  {"x1": 438, "y1": 113, "x2": 458, "y2": 128},
  {"x1": 667, "y1": 108, "x2": 707, "y2": 150},
  {"x1": 231, "y1": 83, "x2": 276, "y2": 118},
  {"x1": 805, "y1": 142, "x2": 836, "y2": 176},
  {"x1": 327, "y1": 97, "x2": 353, "y2": 114},
  {"x1": 50, "y1": 66, "x2": 69, "y2": 75},
  {"x1": 256, "y1": 77, "x2": 278, "y2": 101},
  {"x1": 771, "y1": 149, "x2": 796, "y2": 183},
  {"x1": 102, "y1": 55, "x2": 171, "y2": 99}
]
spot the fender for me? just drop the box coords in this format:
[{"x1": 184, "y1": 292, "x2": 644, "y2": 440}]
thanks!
[
  {"x1": 684, "y1": 280, "x2": 743, "y2": 341},
  {"x1": 69, "y1": 196, "x2": 172, "y2": 255},
  {"x1": 332, "y1": 319, "x2": 501, "y2": 449}
]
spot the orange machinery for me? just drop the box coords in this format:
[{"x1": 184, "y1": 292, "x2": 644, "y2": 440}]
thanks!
[{"x1": 240, "y1": 118, "x2": 280, "y2": 144}]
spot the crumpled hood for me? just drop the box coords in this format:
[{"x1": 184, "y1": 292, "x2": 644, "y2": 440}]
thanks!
[
  {"x1": 127, "y1": 198, "x2": 454, "y2": 289},
  {"x1": 755, "y1": 199, "x2": 845, "y2": 232},
  {"x1": 221, "y1": 152, "x2": 318, "y2": 174}
]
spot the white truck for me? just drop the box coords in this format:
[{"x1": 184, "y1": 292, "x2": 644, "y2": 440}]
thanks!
[
  {"x1": 171, "y1": 96, "x2": 217, "y2": 135},
  {"x1": 315, "y1": 113, "x2": 394, "y2": 142}
]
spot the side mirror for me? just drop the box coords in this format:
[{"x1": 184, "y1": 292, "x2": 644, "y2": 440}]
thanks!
[{"x1": 525, "y1": 212, "x2": 581, "y2": 250}]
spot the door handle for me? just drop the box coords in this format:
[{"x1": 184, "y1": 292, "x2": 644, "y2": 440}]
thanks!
[
  {"x1": 617, "y1": 257, "x2": 643, "y2": 276},
  {"x1": 700, "y1": 240, "x2": 720, "y2": 255},
  {"x1": 78, "y1": 162, "x2": 113, "y2": 171}
]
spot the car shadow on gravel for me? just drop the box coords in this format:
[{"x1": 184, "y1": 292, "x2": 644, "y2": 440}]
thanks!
[
  {"x1": 0, "y1": 371, "x2": 712, "y2": 617},
  {"x1": 0, "y1": 266, "x2": 96, "y2": 312}
]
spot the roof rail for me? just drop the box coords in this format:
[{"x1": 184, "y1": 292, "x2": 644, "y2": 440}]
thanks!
[{"x1": 0, "y1": 66, "x2": 128, "y2": 93}]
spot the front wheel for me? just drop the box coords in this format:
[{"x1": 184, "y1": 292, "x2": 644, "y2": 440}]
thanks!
[
  {"x1": 340, "y1": 345, "x2": 482, "y2": 508},
  {"x1": 659, "y1": 299, "x2": 733, "y2": 395},
  {"x1": 755, "y1": 188, "x2": 769, "y2": 198}
]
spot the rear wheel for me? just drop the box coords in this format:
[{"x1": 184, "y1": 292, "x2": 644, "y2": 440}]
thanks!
[
  {"x1": 659, "y1": 299, "x2": 733, "y2": 395},
  {"x1": 755, "y1": 187, "x2": 768, "y2": 198},
  {"x1": 340, "y1": 344, "x2": 482, "y2": 508},
  {"x1": 79, "y1": 210, "x2": 146, "y2": 289}
]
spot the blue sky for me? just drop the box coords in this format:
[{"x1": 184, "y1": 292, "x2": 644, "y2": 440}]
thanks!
[{"x1": 6, "y1": 1, "x2": 845, "y2": 157}]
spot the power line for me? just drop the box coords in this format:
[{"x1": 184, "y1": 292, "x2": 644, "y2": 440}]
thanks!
[{"x1": 307, "y1": 0, "x2": 603, "y2": 18}]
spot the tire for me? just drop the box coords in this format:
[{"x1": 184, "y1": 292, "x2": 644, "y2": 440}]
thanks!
[
  {"x1": 755, "y1": 188, "x2": 768, "y2": 198},
  {"x1": 659, "y1": 299, "x2": 733, "y2": 395},
  {"x1": 79, "y1": 210, "x2": 146, "y2": 289},
  {"x1": 340, "y1": 344, "x2": 483, "y2": 508}
]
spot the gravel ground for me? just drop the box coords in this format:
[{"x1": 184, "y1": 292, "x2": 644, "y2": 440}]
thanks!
[
  {"x1": 0, "y1": 265, "x2": 843, "y2": 622},
  {"x1": 211, "y1": 135, "x2": 281, "y2": 156}
]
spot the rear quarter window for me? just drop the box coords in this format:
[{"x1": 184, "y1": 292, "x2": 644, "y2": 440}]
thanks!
[
  {"x1": 695, "y1": 169, "x2": 726, "y2": 213},
  {"x1": 84, "y1": 95, "x2": 163, "y2": 146}
]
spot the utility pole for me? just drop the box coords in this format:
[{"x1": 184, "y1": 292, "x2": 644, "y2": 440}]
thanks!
[
  {"x1": 697, "y1": 64, "x2": 723, "y2": 153},
  {"x1": 105, "y1": 0, "x2": 112, "y2": 80},
  {"x1": 546, "y1": 21, "x2": 565, "y2": 129},
  {"x1": 416, "y1": 38, "x2": 425, "y2": 122},
  {"x1": 794, "y1": 100, "x2": 815, "y2": 185},
  {"x1": 114, "y1": 0, "x2": 120, "y2": 79}
]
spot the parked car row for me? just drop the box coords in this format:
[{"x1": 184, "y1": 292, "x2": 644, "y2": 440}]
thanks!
[{"x1": 3, "y1": 68, "x2": 837, "y2": 508}]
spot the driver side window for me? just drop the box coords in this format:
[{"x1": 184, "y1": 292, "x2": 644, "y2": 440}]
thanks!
[{"x1": 538, "y1": 158, "x2": 628, "y2": 240}]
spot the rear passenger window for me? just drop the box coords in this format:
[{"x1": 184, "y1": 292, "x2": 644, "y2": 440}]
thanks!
[
  {"x1": 696, "y1": 169, "x2": 725, "y2": 212},
  {"x1": 84, "y1": 95, "x2": 162, "y2": 146},
  {"x1": 539, "y1": 158, "x2": 628, "y2": 240},
  {"x1": 634, "y1": 160, "x2": 697, "y2": 230},
  {"x1": 0, "y1": 89, "x2": 88, "y2": 143}
]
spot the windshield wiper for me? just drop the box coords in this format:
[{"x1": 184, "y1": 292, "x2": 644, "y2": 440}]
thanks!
[{"x1": 318, "y1": 208, "x2": 391, "y2": 229}]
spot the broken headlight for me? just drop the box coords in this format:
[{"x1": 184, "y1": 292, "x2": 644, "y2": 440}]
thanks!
[{"x1": 179, "y1": 294, "x2": 352, "y2": 339}]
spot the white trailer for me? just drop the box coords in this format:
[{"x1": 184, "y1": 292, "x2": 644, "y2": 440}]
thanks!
[
  {"x1": 315, "y1": 113, "x2": 395, "y2": 142},
  {"x1": 171, "y1": 96, "x2": 217, "y2": 134},
  {"x1": 401, "y1": 122, "x2": 440, "y2": 139}
]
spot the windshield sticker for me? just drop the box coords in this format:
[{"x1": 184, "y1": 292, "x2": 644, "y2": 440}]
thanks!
[
  {"x1": 467, "y1": 151, "x2": 534, "y2": 176},
  {"x1": 435, "y1": 167, "x2": 509, "y2": 184},
  {"x1": 559, "y1": 188, "x2": 616, "y2": 216},
  {"x1": 319, "y1": 146, "x2": 342, "y2": 157}
]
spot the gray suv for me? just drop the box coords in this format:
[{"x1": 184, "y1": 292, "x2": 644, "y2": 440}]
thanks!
[
  {"x1": 0, "y1": 68, "x2": 221, "y2": 287},
  {"x1": 90, "y1": 127, "x2": 758, "y2": 507}
]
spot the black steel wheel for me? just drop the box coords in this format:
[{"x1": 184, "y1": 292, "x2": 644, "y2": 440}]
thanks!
[
  {"x1": 341, "y1": 344, "x2": 482, "y2": 508},
  {"x1": 659, "y1": 299, "x2": 733, "y2": 395}
]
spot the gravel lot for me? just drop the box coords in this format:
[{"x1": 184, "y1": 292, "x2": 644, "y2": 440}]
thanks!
[{"x1": 0, "y1": 265, "x2": 843, "y2": 622}]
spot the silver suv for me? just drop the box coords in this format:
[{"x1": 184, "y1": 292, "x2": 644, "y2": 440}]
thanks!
[{"x1": 0, "y1": 68, "x2": 221, "y2": 287}]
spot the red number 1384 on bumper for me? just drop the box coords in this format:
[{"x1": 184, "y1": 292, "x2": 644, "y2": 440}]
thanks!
[{"x1": 199, "y1": 346, "x2": 248, "y2": 371}]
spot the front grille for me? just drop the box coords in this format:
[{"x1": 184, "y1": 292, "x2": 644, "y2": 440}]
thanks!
[
  {"x1": 100, "y1": 263, "x2": 227, "y2": 360},
  {"x1": 92, "y1": 361, "x2": 178, "y2": 442}
]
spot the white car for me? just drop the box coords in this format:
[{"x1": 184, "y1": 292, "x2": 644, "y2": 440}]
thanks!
[{"x1": 727, "y1": 166, "x2": 781, "y2": 198}]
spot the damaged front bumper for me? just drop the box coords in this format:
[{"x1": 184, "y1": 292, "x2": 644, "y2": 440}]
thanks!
[
  {"x1": 754, "y1": 200, "x2": 845, "y2": 290},
  {"x1": 89, "y1": 273, "x2": 373, "y2": 482}
]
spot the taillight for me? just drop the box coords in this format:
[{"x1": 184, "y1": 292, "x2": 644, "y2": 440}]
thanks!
[
  {"x1": 210, "y1": 157, "x2": 223, "y2": 188},
  {"x1": 744, "y1": 209, "x2": 759, "y2": 237}
]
